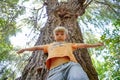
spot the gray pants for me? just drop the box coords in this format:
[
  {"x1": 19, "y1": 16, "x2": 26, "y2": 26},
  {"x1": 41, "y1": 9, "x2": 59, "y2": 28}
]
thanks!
[{"x1": 47, "y1": 62, "x2": 89, "y2": 80}]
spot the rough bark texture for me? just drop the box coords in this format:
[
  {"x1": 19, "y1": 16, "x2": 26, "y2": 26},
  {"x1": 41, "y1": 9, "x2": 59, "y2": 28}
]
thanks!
[{"x1": 17, "y1": 0, "x2": 98, "y2": 80}]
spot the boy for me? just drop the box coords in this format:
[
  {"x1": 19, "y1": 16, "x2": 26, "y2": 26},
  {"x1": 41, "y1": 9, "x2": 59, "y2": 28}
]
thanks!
[{"x1": 17, "y1": 26, "x2": 104, "y2": 80}]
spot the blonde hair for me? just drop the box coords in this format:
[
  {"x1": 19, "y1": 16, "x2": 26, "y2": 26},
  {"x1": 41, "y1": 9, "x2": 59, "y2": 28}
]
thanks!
[{"x1": 53, "y1": 26, "x2": 68, "y2": 35}]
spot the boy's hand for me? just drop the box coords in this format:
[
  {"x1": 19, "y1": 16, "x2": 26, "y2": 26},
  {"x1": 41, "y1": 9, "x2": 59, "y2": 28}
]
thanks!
[
  {"x1": 17, "y1": 49, "x2": 25, "y2": 54},
  {"x1": 97, "y1": 42, "x2": 104, "y2": 46}
]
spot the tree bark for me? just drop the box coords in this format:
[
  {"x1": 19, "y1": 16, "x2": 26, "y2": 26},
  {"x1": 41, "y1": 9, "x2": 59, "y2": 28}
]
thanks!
[{"x1": 18, "y1": 0, "x2": 98, "y2": 80}]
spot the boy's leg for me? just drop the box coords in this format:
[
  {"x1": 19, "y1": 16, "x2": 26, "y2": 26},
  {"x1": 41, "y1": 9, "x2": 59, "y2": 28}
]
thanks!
[
  {"x1": 66, "y1": 62, "x2": 89, "y2": 80},
  {"x1": 47, "y1": 66, "x2": 65, "y2": 80},
  {"x1": 47, "y1": 72, "x2": 64, "y2": 80}
]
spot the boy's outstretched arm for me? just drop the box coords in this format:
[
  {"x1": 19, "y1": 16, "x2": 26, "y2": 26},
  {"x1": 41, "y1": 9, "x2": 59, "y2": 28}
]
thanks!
[
  {"x1": 17, "y1": 45, "x2": 45, "y2": 54},
  {"x1": 76, "y1": 42, "x2": 104, "y2": 48}
]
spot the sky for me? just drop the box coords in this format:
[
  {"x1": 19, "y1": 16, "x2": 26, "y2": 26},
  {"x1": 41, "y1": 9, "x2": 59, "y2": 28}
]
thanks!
[{"x1": 10, "y1": 27, "x2": 33, "y2": 47}]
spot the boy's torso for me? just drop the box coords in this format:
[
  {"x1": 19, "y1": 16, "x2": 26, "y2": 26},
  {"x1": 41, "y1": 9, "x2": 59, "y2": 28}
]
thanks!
[
  {"x1": 45, "y1": 42, "x2": 78, "y2": 69},
  {"x1": 47, "y1": 42, "x2": 72, "y2": 57}
]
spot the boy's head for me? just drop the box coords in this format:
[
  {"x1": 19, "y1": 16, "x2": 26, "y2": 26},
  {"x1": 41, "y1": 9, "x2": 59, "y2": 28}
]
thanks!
[
  {"x1": 53, "y1": 26, "x2": 68, "y2": 35},
  {"x1": 53, "y1": 26, "x2": 68, "y2": 41}
]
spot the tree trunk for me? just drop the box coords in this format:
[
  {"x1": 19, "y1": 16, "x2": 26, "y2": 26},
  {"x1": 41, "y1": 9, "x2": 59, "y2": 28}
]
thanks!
[{"x1": 18, "y1": 0, "x2": 98, "y2": 80}]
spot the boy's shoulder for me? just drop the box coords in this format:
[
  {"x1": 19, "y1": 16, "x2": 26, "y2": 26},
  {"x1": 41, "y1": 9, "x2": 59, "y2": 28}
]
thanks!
[{"x1": 47, "y1": 42, "x2": 77, "y2": 46}]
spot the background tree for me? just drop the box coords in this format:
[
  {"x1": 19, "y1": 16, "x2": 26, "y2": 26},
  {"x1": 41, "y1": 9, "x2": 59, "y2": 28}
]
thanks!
[
  {"x1": 80, "y1": 0, "x2": 120, "y2": 79},
  {"x1": 0, "y1": 0, "x2": 25, "y2": 60},
  {"x1": 0, "y1": 0, "x2": 25, "y2": 79}
]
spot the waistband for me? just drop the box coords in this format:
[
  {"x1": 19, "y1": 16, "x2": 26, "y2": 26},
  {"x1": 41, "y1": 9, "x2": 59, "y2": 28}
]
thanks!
[
  {"x1": 50, "y1": 62, "x2": 69, "y2": 71},
  {"x1": 49, "y1": 61, "x2": 78, "y2": 72}
]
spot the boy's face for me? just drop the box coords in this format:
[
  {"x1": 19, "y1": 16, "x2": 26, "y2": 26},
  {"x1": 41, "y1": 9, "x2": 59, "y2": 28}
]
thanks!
[{"x1": 54, "y1": 31, "x2": 67, "y2": 41}]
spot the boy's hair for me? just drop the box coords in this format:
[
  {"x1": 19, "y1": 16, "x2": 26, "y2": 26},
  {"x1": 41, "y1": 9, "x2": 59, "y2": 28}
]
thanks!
[{"x1": 53, "y1": 26, "x2": 68, "y2": 35}]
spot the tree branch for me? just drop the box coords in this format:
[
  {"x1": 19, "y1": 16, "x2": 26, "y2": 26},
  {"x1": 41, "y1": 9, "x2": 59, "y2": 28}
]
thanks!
[
  {"x1": 83, "y1": 0, "x2": 93, "y2": 9},
  {"x1": 95, "y1": 1, "x2": 119, "y2": 16}
]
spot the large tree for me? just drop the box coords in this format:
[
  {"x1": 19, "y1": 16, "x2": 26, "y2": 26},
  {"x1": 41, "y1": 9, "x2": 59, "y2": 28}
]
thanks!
[
  {"x1": 17, "y1": 0, "x2": 119, "y2": 80},
  {"x1": 18, "y1": 0, "x2": 98, "y2": 80}
]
